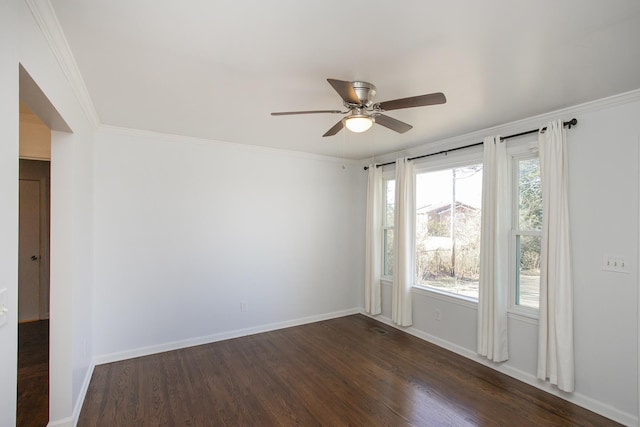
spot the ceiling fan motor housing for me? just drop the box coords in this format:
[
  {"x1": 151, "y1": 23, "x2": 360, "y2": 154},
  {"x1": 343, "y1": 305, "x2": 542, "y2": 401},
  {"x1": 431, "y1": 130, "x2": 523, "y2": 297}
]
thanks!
[{"x1": 350, "y1": 81, "x2": 377, "y2": 107}]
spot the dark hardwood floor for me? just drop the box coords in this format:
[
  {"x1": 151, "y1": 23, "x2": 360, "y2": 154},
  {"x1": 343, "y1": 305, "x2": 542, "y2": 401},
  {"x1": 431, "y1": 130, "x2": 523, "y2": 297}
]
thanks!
[
  {"x1": 79, "y1": 315, "x2": 620, "y2": 426},
  {"x1": 17, "y1": 319, "x2": 49, "y2": 427}
]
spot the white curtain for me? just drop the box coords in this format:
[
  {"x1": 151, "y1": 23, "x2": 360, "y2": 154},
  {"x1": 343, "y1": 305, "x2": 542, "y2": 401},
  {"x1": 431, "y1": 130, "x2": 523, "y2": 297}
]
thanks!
[
  {"x1": 537, "y1": 120, "x2": 574, "y2": 392},
  {"x1": 365, "y1": 164, "x2": 382, "y2": 315},
  {"x1": 477, "y1": 135, "x2": 510, "y2": 362},
  {"x1": 392, "y1": 158, "x2": 415, "y2": 326}
]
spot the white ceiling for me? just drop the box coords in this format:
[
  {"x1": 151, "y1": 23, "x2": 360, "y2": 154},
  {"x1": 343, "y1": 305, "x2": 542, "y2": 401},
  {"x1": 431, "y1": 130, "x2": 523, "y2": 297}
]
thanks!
[{"x1": 51, "y1": 0, "x2": 640, "y2": 160}]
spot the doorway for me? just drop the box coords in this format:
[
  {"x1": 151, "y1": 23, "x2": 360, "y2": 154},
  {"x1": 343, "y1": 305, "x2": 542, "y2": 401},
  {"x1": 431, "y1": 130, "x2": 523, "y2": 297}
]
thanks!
[
  {"x1": 17, "y1": 103, "x2": 51, "y2": 426},
  {"x1": 16, "y1": 63, "x2": 74, "y2": 426}
]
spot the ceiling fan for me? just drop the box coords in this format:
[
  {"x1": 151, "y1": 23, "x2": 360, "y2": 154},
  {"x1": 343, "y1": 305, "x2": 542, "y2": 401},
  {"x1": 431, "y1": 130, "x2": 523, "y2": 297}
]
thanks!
[{"x1": 271, "y1": 78, "x2": 446, "y2": 137}]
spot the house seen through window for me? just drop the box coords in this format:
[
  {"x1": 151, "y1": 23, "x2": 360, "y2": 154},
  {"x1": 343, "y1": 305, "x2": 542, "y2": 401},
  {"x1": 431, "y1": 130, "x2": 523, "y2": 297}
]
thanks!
[{"x1": 415, "y1": 164, "x2": 483, "y2": 299}]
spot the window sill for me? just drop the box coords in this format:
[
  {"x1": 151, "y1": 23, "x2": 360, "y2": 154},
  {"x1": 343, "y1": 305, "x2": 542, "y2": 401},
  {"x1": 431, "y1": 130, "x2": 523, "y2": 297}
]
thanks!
[
  {"x1": 411, "y1": 285, "x2": 478, "y2": 309},
  {"x1": 381, "y1": 281, "x2": 538, "y2": 321}
]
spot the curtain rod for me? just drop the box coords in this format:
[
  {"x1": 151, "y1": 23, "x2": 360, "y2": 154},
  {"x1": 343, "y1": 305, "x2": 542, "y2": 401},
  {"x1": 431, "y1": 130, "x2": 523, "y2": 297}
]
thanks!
[{"x1": 363, "y1": 118, "x2": 577, "y2": 171}]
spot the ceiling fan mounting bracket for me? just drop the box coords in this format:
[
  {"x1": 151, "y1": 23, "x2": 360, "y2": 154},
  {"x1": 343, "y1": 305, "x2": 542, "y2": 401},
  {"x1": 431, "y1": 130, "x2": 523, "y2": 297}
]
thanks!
[{"x1": 349, "y1": 81, "x2": 377, "y2": 107}]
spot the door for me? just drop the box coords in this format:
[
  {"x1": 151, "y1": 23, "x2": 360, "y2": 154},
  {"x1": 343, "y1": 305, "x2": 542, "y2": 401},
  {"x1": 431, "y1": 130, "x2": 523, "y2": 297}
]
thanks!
[
  {"x1": 18, "y1": 160, "x2": 50, "y2": 321},
  {"x1": 19, "y1": 179, "x2": 41, "y2": 322}
]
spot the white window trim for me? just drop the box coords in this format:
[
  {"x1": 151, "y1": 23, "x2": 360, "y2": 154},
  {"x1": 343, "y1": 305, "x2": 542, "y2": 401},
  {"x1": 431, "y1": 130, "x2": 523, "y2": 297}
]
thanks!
[
  {"x1": 507, "y1": 143, "x2": 541, "y2": 319},
  {"x1": 412, "y1": 144, "x2": 484, "y2": 175},
  {"x1": 381, "y1": 171, "x2": 395, "y2": 281},
  {"x1": 413, "y1": 148, "x2": 484, "y2": 302},
  {"x1": 412, "y1": 284, "x2": 478, "y2": 308}
]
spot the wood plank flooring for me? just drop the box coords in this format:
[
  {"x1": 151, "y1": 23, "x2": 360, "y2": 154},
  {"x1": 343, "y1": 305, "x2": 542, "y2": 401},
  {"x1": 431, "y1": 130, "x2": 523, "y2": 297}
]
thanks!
[
  {"x1": 17, "y1": 319, "x2": 49, "y2": 427},
  {"x1": 78, "y1": 315, "x2": 620, "y2": 426}
]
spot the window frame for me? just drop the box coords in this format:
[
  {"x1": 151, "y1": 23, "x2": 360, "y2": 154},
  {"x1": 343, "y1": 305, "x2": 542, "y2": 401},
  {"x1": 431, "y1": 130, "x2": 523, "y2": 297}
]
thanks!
[
  {"x1": 412, "y1": 146, "x2": 484, "y2": 302},
  {"x1": 381, "y1": 171, "x2": 395, "y2": 280},
  {"x1": 377, "y1": 141, "x2": 544, "y2": 313},
  {"x1": 508, "y1": 143, "x2": 541, "y2": 318}
]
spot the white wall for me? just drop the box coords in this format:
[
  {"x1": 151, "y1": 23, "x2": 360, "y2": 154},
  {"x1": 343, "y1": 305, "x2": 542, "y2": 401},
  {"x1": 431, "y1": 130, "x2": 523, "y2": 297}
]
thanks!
[
  {"x1": 371, "y1": 93, "x2": 640, "y2": 425},
  {"x1": 0, "y1": 4, "x2": 21, "y2": 425},
  {"x1": 0, "y1": 1, "x2": 95, "y2": 425},
  {"x1": 92, "y1": 129, "x2": 365, "y2": 359}
]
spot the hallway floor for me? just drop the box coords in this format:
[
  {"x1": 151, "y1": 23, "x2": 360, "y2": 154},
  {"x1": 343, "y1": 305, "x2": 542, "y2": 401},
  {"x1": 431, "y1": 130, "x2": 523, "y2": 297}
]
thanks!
[{"x1": 17, "y1": 319, "x2": 49, "y2": 427}]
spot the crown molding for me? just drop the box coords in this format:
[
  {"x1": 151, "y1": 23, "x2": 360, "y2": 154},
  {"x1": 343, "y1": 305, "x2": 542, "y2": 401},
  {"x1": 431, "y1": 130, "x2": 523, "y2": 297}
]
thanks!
[
  {"x1": 25, "y1": 0, "x2": 101, "y2": 129},
  {"x1": 369, "y1": 88, "x2": 640, "y2": 165}
]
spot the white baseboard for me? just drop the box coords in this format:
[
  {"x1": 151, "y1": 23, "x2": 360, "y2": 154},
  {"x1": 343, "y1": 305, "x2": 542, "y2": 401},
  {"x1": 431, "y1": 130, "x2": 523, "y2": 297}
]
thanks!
[
  {"x1": 72, "y1": 361, "x2": 95, "y2": 426},
  {"x1": 47, "y1": 361, "x2": 95, "y2": 427},
  {"x1": 93, "y1": 308, "x2": 360, "y2": 366},
  {"x1": 47, "y1": 417, "x2": 73, "y2": 427},
  {"x1": 362, "y1": 311, "x2": 637, "y2": 427}
]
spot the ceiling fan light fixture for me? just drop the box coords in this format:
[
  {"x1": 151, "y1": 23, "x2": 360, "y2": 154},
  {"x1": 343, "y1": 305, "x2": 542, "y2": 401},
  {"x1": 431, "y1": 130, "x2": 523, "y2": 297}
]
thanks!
[{"x1": 344, "y1": 115, "x2": 374, "y2": 133}]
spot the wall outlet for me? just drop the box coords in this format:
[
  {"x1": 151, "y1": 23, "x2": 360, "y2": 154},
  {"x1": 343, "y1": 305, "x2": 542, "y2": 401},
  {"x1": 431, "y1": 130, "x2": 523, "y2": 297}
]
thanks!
[
  {"x1": 240, "y1": 301, "x2": 248, "y2": 312},
  {"x1": 435, "y1": 309, "x2": 441, "y2": 321}
]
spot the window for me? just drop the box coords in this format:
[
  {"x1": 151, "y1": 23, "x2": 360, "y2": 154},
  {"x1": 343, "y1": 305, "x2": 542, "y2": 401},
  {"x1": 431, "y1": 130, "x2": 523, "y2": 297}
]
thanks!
[
  {"x1": 382, "y1": 178, "x2": 395, "y2": 277},
  {"x1": 512, "y1": 155, "x2": 542, "y2": 311},
  {"x1": 377, "y1": 143, "x2": 542, "y2": 310},
  {"x1": 415, "y1": 163, "x2": 483, "y2": 299}
]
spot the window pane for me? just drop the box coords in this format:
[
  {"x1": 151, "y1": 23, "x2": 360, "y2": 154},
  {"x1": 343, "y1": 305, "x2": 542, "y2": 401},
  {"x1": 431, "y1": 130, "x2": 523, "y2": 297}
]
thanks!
[
  {"x1": 516, "y1": 234, "x2": 540, "y2": 309},
  {"x1": 518, "y1": 158, "x2": 542, "y2": 231},
  {"x1": 383, "y1": 179, "x2": 395, "y2": 277},
  {"x1": 415, "y1": 165, "x2": 483, "y2": 299},
  {"x1": 383, "y1": 229, "x2": 394, "y2": 276},
  {"x1": 384, "y1": 180, "x2": 395, "y2": 226}
]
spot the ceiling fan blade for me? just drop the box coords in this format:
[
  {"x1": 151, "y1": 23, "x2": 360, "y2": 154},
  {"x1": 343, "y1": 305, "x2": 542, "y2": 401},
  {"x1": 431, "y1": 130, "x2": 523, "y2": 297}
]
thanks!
[
  {"x1": 323, "y1": 120, "x2": 344, "y2": 137},
  {"x1": 378, "y1": 92, "x2": 446, "y2": 111},
  {"x1": 374, "y1": 114, "x2": 413, "y2": 134},
  {"x1": 327, "y1": 79, "x2": 361, "y2": 104},
  {"x1": 271, "y1": 110, "x2": 342, "y2": 116}
]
